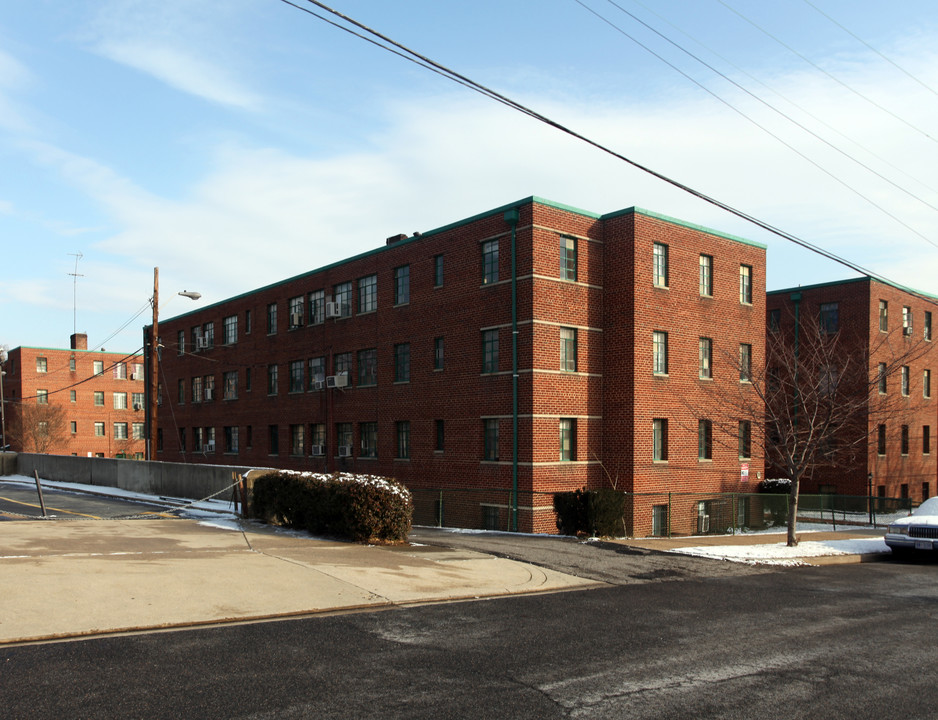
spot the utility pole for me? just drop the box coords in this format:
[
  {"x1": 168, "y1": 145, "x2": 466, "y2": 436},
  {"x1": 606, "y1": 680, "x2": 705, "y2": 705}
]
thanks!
[{"x1": 148, "y1": 267, "x2": 159, "y2": 460}]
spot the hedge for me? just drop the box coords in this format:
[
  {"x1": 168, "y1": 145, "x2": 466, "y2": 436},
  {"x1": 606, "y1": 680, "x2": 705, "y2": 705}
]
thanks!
[
  {"x1": 251, "y1": 470, "x2": 413, "y2": 543},
  {"x1": 554, "y1": 488, "x2": 626, "y2": 537}
]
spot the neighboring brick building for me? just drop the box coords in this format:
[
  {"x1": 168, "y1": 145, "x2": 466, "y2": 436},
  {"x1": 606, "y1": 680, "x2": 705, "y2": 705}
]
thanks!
[
  {"x1": 766, "y1": 278, "x2": 937, "y2": 501},
  {"x1": 154, "y1": 196, "x2": 766, "y2": 534},
  {"x1": 1, "y1": 334, "x2": 146, "y2": 458}
]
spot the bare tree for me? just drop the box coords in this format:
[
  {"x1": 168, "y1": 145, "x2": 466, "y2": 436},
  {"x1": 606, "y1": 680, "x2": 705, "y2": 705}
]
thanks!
[
  {"x1": 10, "y1": 402, "x2": 69, "y2": 454},
  {"x1": 694, "y1": 308, "x2": 930, "y2": 546}
]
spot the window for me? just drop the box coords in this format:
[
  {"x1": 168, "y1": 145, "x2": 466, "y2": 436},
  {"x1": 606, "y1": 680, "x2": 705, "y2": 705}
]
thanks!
[
  {"x1": 226, "y1": 426, "x2": 240, "y2": 453},
  {"x1": 394, "y1": 343, "x2": 411, "y2": 382},
  {"x1": 926, "y1": 312, "x2": 933, "y2": 341},
  {"x1": 393, "y1": 266, "x2": 410, "y2": 305},
  {"x1": 901, "y1": 425, "x2": 910, "y2": 455},
  {"x1": 290, "y1": 424, "x2": 304, "y2": 456},
  {"x1": 653, "y1": 419, "x2": 668, "y2": 461},
  {"x1": 435, "y1": 419, "x2": 445, "y2": 452},
  {"x1": 69, "y1": 357, "x2": 76, "y2": 372},
  {"x1": 482, "y1": 329, "x2": 499, "y2": 373},
  {"x1": 699, "y1": 255, "x2": 712, "y2": 297},
  {"x1": 113, "y1": 392, "x2": 127, "y2": 410},
  {"x1": 334, "y1": 423, "x2": 352, "y2": 455},
  {"x1": 132, "y1": 423, "x2": 145, "y2": 440},
  {"x1": 132, "y1": 392, "x2": 144, "y2": 409},
  {"x1": 178, "y1": 379, "x2": 185, "y2": 404},
  {"x1": 309, "y1": 357, "x2": 325, "y2": 390},
  {"x1": 560, "y1": 327, "x2": 577, "y2": 372},
  {"x1": 192, "y1": 376, "x2": 203, "y2": 403},
  {"x1": 333, "y1": 282, "x2": 352, "y2": 316},
  {"x1": 36, "y1": 357, "x2": 47, "y2": 373},
  {"x1": 434, "y1": 254, "x2": 444, "y2": 287},
  {"x1": 902, "y1": 365, "x2": 910, "y2": 396},
  {"x1": 94, "y1": 391, "x2": 104, "y2": 406},
  {"x1": 205, "y1": 426, "x2": 216, "y2": 452},
  {"x1": 698, "y1": 419, "x2": 712, "y2": 460},
  {"x1": 483, "y1": 419, "x2": 499, "y2": 461},
  {"x1": 132, "y1": 363, "x2": 143, "y2": 379},
  {"x1": 204, "y1": 375, "x2": 215, "y2": 401},
  {"x1": 878, "y1": 424, "x2": 887, "y2": 455},
  {"x1": 70, "y1": 421, "x2": 77, "y2": 434},
  {"x1": 289, "y1": 360, "x2": 304, "y2": 393},
  {"x1": 358, "y1": 275, "x2": 377, "y2": 314},
  {"x1": 653, "y1": 243, "x2": 668, "y2": 287},
  {"x1": 179, "y1": 428, "x2": 186, "y2": 451},
  {"x1": 268, "y1": 425, "x2": 279, "y2": 455},
  {"x1": 202, "y1": 324, "x2": 214, "y2": 349},
  {"x1": 245, "y1": 309, "x2": 252, "y2": 334},
  {"x1": 699, "y1": 338, "x2": 712, "y2": 379},
  {"x1": 878, "y1": 363, "x2": 887, "y2": 394},
  {"x1": 267, "y1": 303, "x2": 278, "y2": 334},
  {"x1": 482, "y1": 240, "x2": 499, "y2": 284},
  {"x1": 223, "y1": 315, "x2": 237, "y2": 344},
  {"x1": 94, "y1": 422, "x2": 105, "y2": 437},
  {"x1": 70, "y1": 390, "x2": 76, "y2": 403},
  {"x1": 396, "y1": 421, "x2": 410, "y2": 459},
  {"x1": 310, "y1": 424, "x2": 325, "y2": 454},
  {"x1": 193, "y1": 427, "x2": 203, "y2": 452},
  {"x1": 36, "y1": 389, "x2": 48, "y2": 405},
  {"x1": 560, "y1": 236, "x2": 577, "y2": 281},
  {"x1": 93, "y1": 360, "x2": 104, "y2": 375},
  {"x1": 925, "y1": 369, "x2": 932, "y2": 399},
  {"x1": 177, "y1": 330, "x2": 185, "y2": 355},
  {"x1": 925, "y1": 425, "x2": 931, "y2": 455},
  {"x1": 245, "y1": 368, "x2": 252, "y2": 392},
  {"x1": 288, "y1": 296, "x2": 304, "y2": 327},
  {"x1": 879, "y1": 300, "x2": 888, "y2": 332},
  {"x1": 903, "y1": 306, "x2": 913, "y2": 336},
  {"x1": 114, "y1": 422, "x2": 128, "y2": 440},
  {"x1": 434, "y1": 337, "x2": 444, "y2": 370},
  {"x1": 819, "y1": 303, "x2": 839, "y2": 334},
  {"x1": 358, "y1": 349, "x2": 377, "y2": 386},
  {"x1": 308, "y1": 290, "x2": 325, "y2": 325},
  {"x1": 739, "y1": 265, "x2": 752, "y2": 304},
  {"x1": 334, "y1": 352, "x2": 352, "y2": 377},
  {"x1": 739, "y1": 344, "x2": 752, "y2": 382},
  {"x1": 738, "y1": 420, "x2": 752, "y2": 459},
  {"x1": 224, "y1": 371, "x2": 238, "y2": 400},
  {"x1": 559, "y1": 419, "x2": 576, "y2": 461},
  {"x1": 653, "y1": 331, "x2": 668, "y2": 375},
  {"x1": 360, "y1": 422, "x2": 377, "y2": 457},
  {"x1": 267, "y1": 364, "x2": 278, "y2": 395}
]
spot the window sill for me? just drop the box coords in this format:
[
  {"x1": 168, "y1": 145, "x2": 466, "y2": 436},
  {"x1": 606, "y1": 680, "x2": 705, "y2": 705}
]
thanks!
[
  {"x1": 699, "y1": 376, "x2": 712, "y2": 381},
  {"x1": 653, "y1": 460, "x2": 668, "y2": 464},
  {"x1": 653, "y1": 284, "x2": 669, "y2": 291},
  {"x1": 653, "y1": 372, "x2": 669, "y2": 378}
]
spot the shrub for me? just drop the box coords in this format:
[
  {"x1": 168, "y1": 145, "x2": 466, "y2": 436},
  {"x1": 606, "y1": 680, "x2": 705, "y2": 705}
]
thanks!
[
  {"x1": 251, "y1": 471, "x2": 412, "y2": 543},
  {"x1": 758, "y1": 478, "x2": 792, "y2": 494},
  {"x1": 554, "y1": 487, "x2": 626, "y2": 537}
]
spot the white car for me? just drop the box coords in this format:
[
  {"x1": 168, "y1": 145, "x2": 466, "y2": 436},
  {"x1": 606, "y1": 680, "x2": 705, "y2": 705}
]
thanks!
[{"x1": 885, "y1": 496, "x2": 938, "y2": 554}]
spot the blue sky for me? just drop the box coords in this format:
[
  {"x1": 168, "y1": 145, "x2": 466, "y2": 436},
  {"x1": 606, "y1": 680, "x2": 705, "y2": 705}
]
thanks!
[{"x1": 2, "y1": 0, "x2": 937, "y2": 353}]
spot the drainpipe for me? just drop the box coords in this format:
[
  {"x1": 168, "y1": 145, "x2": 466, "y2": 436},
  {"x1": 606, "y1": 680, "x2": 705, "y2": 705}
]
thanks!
[{"x1": 505, "y1": 208, "x2": 520, "y2": 532}]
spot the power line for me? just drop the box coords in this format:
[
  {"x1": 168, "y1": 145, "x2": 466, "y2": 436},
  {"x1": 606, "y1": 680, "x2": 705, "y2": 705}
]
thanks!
[
  {"x1": 575, "y1": 0, "x2": 938, "y2": 248},
  {"x1": 715, "y1": 0, "x2": 938, "y2": 146},
  {"x1": 278, "y1": 0, "x2": 938, "y2": 305},
  {"x1": 801, "y1": 0, "x2": 938, "y2": 100}
]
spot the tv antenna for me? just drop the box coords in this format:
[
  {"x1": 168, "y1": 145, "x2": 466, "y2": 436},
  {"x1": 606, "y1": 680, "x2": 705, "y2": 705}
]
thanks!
[{"x1": 67, "y1": 252, "x2": 84, "y2": 337}]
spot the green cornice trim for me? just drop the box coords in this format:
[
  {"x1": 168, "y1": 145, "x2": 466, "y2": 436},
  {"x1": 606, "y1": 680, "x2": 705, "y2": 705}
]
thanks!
[{"x1": 769, "y1": 276, "x2": 938, "y2": 301}]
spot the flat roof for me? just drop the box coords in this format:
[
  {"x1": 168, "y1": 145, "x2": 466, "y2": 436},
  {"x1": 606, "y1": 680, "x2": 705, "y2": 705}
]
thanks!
[{"x1": 768, "y1": 275, "x2": 938, "y2": 301}]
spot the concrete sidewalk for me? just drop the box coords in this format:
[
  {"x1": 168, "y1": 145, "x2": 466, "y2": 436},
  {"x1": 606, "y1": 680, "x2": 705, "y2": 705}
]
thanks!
[{"x1": 0, "y1": 518, "x2": 596, "y2": 645}]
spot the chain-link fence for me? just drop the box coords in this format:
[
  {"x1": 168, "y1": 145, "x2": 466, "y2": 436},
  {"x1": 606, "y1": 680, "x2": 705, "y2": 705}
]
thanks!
[{"x1": 409, "y1": 486, "x2": 916, "y2": 538}]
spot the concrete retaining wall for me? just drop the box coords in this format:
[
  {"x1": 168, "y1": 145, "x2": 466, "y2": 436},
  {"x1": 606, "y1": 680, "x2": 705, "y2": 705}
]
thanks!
[{"x1": 5, "y1": 453, "x2": 273, "y2": 503}]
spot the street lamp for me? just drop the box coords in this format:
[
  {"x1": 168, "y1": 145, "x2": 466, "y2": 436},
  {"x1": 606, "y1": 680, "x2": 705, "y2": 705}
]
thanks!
[{"x1": 146, "y1": 267, "x2": 200, "y2": 460}]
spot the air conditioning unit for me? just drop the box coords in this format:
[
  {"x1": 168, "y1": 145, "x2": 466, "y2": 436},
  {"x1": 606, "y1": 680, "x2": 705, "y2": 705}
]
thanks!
[
  {"x1": 290, "y1": 312, "x2": 303, "y2": 327},
  {"x1": 698, "y1": 515, "x2": 710, "y2": 533},
  {"x1": 204, "y1": 388, "x2": 213, "y2": 400},
  {"x1": 204, "y1": 441, "x2": 215, "y2": 452},
  {"x1": 313, "y1": 380, "x2": 325, "y2": 391},
  {"x1": 130, "y1": 372, "x2": 140, "y2": 381},
  {"x1": 337, "y1": 445, "x2": 352, "y2": 457},
  {"x1": 311, "y1": 445, "x2": 325, "y2": 456},
  {"x1": 326, "y1": 373, "x2": 349, "y2": 389},
  {"x1": 904, "y1": 326, "x2": 913, "y2": 336},
  {"x1": 196, "y1": 336, "x2": 210, "y2": 350},
  {"x1": 325, "y1": 301, "x2": 341, "y2": 318},
  {"x1": 132, "y1": 402, "x2": 142, "y2": 411}
]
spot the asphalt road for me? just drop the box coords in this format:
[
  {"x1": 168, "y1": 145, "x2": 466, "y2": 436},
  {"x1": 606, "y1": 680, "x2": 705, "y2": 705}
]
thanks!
[
  {"x1": 0, "y1": 480, "x2": 175, "y2": 520},
  {"x1": 3, "y1": 557, "x2": 937, "y2": 719}
]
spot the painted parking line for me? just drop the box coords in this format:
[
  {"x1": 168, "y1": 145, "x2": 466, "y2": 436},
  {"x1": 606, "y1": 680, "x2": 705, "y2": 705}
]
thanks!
[{"x1": 0, "y1": 495, "x2": 103, "y2": 520}]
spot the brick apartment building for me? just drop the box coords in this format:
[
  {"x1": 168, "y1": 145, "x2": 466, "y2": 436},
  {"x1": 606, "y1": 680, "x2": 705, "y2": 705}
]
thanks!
[
  {"x1": 153, "y1": 196, "x2": 766, "y2": 534},
  {"x1": 766, "y1": 278, "x2": 937, "y2": 501},
  {"x1": 1, "y1": 334, "x2": 146, "y2": 458}
]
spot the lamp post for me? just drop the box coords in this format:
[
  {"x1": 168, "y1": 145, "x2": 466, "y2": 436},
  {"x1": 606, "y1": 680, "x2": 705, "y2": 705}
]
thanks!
[
  {"x1": 0, "y1": 348, "x2": 7, "y2": 452},
  {"x1": 146, "y1": 267, "x2": 200, "y2": 460}
]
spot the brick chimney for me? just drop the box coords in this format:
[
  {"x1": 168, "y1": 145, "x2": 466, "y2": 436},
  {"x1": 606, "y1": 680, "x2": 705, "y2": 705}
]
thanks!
[{"x1": 70, "y1": 333, "x2": 88, "y2": 350}]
